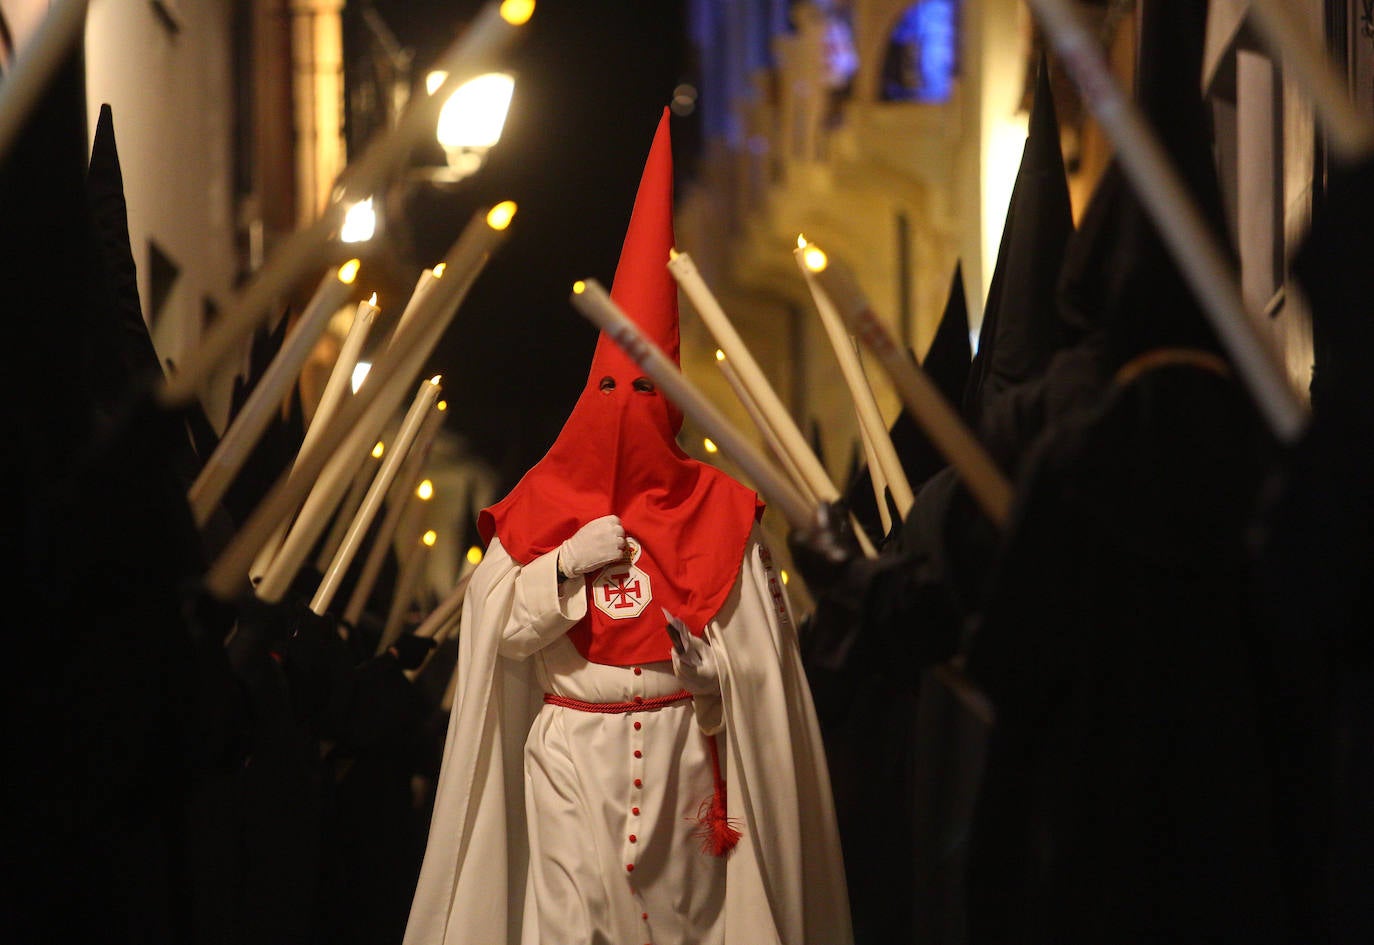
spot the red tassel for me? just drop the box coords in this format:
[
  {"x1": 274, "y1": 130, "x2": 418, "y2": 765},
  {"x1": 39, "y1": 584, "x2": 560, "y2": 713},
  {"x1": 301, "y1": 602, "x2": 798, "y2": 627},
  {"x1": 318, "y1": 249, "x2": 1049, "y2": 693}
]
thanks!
[{"x1": 693, "y1": 734, "x2": 741, "y2": 856}]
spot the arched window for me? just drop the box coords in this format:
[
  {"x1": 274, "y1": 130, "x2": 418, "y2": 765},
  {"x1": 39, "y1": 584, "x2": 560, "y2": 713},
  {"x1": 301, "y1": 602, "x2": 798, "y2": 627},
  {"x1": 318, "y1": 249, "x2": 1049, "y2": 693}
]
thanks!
[{"x1": 880, "y1": 0, "x2": 960, "y2": 103}]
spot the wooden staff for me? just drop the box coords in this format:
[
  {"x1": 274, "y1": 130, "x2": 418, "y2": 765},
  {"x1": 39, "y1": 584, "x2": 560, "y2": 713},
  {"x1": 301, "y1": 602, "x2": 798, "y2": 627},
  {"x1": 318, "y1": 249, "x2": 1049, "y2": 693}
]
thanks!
[
  {"x1": 807, "y1": 248, "x2": 1014, "y2": 528},
  {"x1": 249, "y1": 293, "x2": 380, "y2": 583},
  {"x1": 796, "y1": 237, "x2": 914, "y2": 520},
  {"x1": 188, "y1": 260, "x2": 361, "y2": 527},
  {"x1": 342, "y1": 402, "x2": 446, "y2": 631},
  {"x1": 668, "y1": 249, "x2": 879, "y2": 558},
  {"x1": 1025, "y1": 0, "x2": 1307, "y2": 444},
  {"x1": 207, "y1": 203, "x2": 514, "y2": 601},
  {"x1": 311, "y1": 377, "x2": 443, "y2": 614},
  {"x1": 1246, "y1": 0, "x2": 1374, "y2": 163},
  {"x1": 157, "y1": 0, "x2": 534, "y2": 406},
  {"x1": 570, "y1": 279, "x2": 818, "y2": 533},
  {"x1": 0, "y1": 0, "x2": 88, "y2": 164}
]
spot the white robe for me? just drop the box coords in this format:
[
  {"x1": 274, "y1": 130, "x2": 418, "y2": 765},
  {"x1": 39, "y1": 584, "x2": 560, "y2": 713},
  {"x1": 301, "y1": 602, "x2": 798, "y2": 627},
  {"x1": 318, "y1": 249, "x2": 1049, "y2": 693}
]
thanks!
[{"x1": 404, "y1": 524, "x2": 852, "y2": 945}]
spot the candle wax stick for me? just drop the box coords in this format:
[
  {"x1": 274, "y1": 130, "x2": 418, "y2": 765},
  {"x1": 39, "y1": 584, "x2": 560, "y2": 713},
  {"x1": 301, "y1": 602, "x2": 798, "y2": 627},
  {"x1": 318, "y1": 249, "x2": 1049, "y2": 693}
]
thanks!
[
  {"x1": 207, "y1": 205, "x2": 513, "y2": 601},
  {"x1": 571, "y1": 279, "x2": 817, "y2": 533},
  {"x1": 312, "y1": 377, "x2": 443, "y2": 614},
  {"x1": 812, "y1": 256, "x2": 1013, "y2": 527},
  {"x1": 344, "y1": 400, "x2": 446, "y2": 630},
  {"x1": 0, "y1": 0, "x2": 90, "y2": 166},
  {"x1": 250, "y1": 295, "x2": 379, "y2": 583},
  {"x1": 1025, "y1": 0, "x2": 1306, "y2": 444},
  {"x1": 188, "y1": 263, "x2": 358, "y2": 528},
  {"x1": 716, "y1": 355, "x2": 817, "y2": 505},
  {"x1": 158, "y1": 0, "x2": 530, "y2": 407},
  {"x1": 795, "y1": 243, "x2": 915, "y2": 517}
]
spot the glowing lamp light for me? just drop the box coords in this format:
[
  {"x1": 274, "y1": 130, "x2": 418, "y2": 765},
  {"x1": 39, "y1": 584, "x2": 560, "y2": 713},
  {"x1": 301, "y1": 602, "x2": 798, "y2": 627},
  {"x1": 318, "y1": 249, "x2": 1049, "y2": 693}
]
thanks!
[
  {"x1": 703, "y1": 437, "x2": 719, "y2": 454},
  {"x1": 351, "y1": 361, "x2": 372, "y2": 393},
  {"x1": 422, "y1": 529, "x2": 438, "y2": 547},
  {"x1": 340, "y1": 198, "x2": 376, "y2": 243},
  {"x1": 466, "y1": 545, "x2": 484, "y2": 565},
  {"x1": 371, "y1": 440, "x2": 385, "y2": 459},
  {"x1": 437, "y1": 72, "x2": 515, "y2": 150},
  {"x1": 337, "y1": 258, "x2": 361, "y2": 284},
  {"x1": 416, "y1": 479, "x2": 434, "y2": 501}
]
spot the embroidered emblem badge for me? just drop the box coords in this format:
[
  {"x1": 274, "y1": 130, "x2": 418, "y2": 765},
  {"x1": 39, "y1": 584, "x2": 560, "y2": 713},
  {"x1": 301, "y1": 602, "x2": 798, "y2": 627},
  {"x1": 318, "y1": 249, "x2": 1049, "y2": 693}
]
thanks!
[{"x1": 591, "y1": 536, "x2": 653, "y2": 619}]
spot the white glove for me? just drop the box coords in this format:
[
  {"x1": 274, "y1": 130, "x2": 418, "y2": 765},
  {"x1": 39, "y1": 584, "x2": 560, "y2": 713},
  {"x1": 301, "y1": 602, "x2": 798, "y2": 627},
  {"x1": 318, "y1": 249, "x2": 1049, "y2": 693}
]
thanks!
[
  {"x1": 670, "y1": 627, "x2": 721, "y2": 699},
  {"x1": 557, "y1": 514, "x2": 626, "y2": 577}
]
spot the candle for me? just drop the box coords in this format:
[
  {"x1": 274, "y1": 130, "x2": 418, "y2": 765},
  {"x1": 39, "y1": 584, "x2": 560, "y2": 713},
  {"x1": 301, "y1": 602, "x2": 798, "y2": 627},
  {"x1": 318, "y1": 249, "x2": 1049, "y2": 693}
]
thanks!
[
  {"x1": 187, "y1": 259, "x2": 361, "y2": 527},
  {"x1": 714, "y1": 350, "x2": 815, "y2": 504},
  {"x1": 1024, "y1": 0, "x2": 1306, "y2": 444},
  {"x1": 807, "y1": 249, "x2": 1014, "y2": 527},
  {"x1": 313, "y1": 441, "x2": 383, "y2": 575},
  {"x1": 377, "y1": 533, "x2": 433, "y2": 654},
  {"x1": 1245, "y1": 0, "x2": 1374, "y2": 162},
  {"x1": 0, "y1": 0, "x2": 90, "y2": 165},
  {"x1": 795, "y1": 236, "x2": 914, "y2": 519},
  {"x1": 342, "y1": 400, "x2": 447, "y2": 630},
  {"x1": 206, "y1": 203, "x2": 515, "y2": 601},
  {"x1": 311, "y1": 376, "x2": 443, "y2": 614},
  {"x1": 570, "y1": 279, "x2": 816, "y2": 532},
  {"x1": 668, "y1": 249, "x2": 841, "y2": 505},
  {"x1": 157, "y1": 0, "x2": 534, "y2": 407}
]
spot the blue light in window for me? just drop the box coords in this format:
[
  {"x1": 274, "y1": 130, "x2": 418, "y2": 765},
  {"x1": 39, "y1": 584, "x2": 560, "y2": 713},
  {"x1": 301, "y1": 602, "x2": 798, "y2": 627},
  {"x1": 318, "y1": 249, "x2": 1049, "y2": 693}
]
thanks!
[{"x1": 882, "y1": 0, "x2": 959, "y2": 103}]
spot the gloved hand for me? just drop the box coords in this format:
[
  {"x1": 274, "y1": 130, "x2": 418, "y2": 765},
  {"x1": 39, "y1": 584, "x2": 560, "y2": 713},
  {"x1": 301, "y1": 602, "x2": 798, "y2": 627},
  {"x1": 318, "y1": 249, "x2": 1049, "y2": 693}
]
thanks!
[
  {"x1": 670, "y1": 625, "x2": 721, "y2": 699},
  {"x1": 558, "y1": 514, "x2": 627, "y2": 577}
]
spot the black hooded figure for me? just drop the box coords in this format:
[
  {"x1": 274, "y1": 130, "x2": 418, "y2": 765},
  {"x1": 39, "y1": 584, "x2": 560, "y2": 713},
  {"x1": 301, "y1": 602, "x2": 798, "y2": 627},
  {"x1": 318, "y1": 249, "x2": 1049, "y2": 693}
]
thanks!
[
  {"x1": 1247, "y1": 151, "x2": 1374, "y2": 944},
  {"x1": 961, "y1": 1, "x2": 1290, "y2": 941}
]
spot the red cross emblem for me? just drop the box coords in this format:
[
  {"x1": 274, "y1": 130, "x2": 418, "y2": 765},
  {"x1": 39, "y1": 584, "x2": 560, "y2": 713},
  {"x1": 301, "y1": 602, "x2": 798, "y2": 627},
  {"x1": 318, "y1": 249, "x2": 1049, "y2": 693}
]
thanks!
[
  {"x1": 591, "y1": 534, "x2": 652, "y2": 619},
  {"x1": 602, "y1": 574, "x2": 644, "y2": 610}
]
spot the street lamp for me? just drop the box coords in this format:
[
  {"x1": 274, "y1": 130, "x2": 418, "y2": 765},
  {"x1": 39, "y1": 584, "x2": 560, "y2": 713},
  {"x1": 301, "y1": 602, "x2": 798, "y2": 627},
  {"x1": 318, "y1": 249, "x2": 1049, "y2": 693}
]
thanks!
[{"x1": 424, "y1": 70, "x2": 515, "y2": 181}]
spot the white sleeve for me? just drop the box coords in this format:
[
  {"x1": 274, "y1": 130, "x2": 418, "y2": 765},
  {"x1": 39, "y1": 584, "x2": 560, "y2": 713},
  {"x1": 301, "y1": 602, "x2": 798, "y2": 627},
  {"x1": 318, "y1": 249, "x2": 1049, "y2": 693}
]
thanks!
[{"x1": 489, "y1": 542, "x2": 589, "y2": 660}]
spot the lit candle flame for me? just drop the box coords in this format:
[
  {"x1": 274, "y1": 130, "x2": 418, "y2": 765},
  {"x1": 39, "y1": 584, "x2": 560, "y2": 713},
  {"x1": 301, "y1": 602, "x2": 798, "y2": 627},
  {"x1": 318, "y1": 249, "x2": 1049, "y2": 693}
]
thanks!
[
  {"x1": 371, "y1": 441, "x2": 385, "y2": 459},
  {"x1": 573, "y1": 280, "x2": 586, "y2": 294},
  {"x1": 426, "y1": 71, "x2": 448, "y2": 96},
  {"x1": 368, "y1": 291, "x2": 377, "y2": 306},
  {"x1": 797, "y1": 234, "x2": 807, "y2": 249},
  {"x1": 669, "y1": 247, "x2": 681, "y2": 260},
  {"x1": 338, "y1": 259, "x2": 361, "y2": 284},
  {"x1": 487, "y1": 200, "x2": 517, "y2": 230},
  {"x1": 429, "y1": 374, "x2": 443, "y2": 386},
  {"x1": 500, "y1": 0, "x2": 535, "y2": 26},
  {"x1": 437, "y1": 400, "x2": 448, "y2": 411},
  {"x1": 433, "y1": 263, "x2": 446, "y2": 278},
  {"x1": 422, "y1": 529, "x2": 438, "y2": 547},
  {"x1": 703, "y1": 437, "x2": 719, "y2": 454},
  {"x1": 802, "y1": 244, "x2": 828, "y2": 273},
  {"x1": 466, "y1": 545, "x2": 484, "y2": 565},
  {"x1": 416, "y1": 479, "x2": 434, "y2": 501},
  {"x1": 714, "y1": 349, "x2": 725, "y2": 362},
  {"x1": 781, "y1": 569, "x2": 790, "y2": 585}
]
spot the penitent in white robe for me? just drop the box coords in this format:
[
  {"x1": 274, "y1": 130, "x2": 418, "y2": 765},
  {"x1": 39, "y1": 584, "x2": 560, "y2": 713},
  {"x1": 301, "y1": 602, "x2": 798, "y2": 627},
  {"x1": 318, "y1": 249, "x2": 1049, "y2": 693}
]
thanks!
[{"x1": 403, "y1": 524, "x2": 853, "y2": 945}]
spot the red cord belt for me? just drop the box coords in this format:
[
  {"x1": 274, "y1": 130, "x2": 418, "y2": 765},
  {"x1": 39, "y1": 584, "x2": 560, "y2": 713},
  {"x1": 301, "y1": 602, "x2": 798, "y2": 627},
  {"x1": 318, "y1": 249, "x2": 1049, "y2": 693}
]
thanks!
[{"x1": 542, "y1": 690, "x2": 693, "y2": 713}]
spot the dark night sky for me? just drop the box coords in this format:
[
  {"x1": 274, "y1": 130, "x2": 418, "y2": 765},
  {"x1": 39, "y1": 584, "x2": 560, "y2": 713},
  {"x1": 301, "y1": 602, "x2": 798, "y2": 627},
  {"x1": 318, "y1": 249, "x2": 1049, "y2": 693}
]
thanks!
[{"x1": 369, "y1": 0, "x2": 697, "y2": 492}]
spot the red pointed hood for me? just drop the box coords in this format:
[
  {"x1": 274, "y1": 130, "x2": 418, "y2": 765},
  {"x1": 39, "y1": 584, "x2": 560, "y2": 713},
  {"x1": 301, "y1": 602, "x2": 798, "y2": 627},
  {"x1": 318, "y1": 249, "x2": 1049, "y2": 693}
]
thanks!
[{"x1": 479, "y1": 109, "x2": 763, "y2": 666}]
